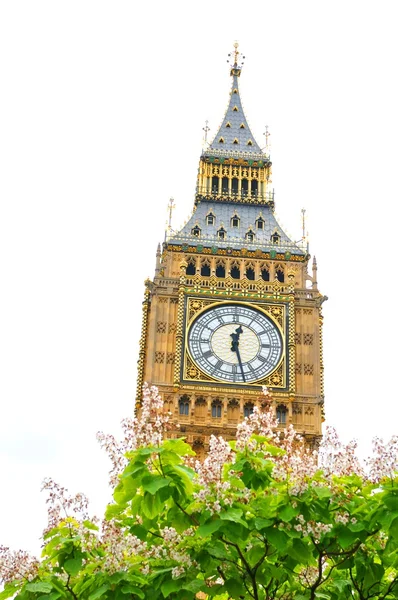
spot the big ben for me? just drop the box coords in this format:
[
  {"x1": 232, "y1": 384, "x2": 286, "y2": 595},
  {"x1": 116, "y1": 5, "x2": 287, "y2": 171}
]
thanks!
[{"x1": 137, "y1": 44, "x2": 326, "y2": 454}]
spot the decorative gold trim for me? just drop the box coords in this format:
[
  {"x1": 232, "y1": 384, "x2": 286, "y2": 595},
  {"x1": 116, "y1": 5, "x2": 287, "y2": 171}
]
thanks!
[
  {"x1": 182, "y1": 298, "x2": 287, "y2": 388},
  {"x1": 136, "y1": 281, "x2": 151, "y2": 405}
]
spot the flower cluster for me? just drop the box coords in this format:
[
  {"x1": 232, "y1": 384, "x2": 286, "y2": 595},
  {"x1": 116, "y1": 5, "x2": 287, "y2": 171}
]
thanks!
[
  {"x1": 97, "y1": 383, "x2": 170, "y2": 485},
  {"x1": 365, "y1": 435, "x2": 398, "y2": 482},
  {"x1": 0, "y1": 546, "x2": 39, "y2": 585}
]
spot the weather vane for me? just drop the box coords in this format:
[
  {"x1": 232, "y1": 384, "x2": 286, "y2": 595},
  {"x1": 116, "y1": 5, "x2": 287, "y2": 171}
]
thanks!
[{"x1": 227, "y1": 41, "x2": 245, "y2": 69}]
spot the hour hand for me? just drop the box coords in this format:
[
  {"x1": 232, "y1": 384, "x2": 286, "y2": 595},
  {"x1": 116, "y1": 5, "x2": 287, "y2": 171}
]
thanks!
[{"x1": 230, "y1": 326, "x2": 246, "y2": 382}]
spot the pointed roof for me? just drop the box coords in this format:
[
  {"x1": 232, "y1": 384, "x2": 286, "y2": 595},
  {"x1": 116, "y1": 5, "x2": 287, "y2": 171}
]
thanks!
[{"x1": 207, "y1": 44, "x2": 263, "y2": 156}]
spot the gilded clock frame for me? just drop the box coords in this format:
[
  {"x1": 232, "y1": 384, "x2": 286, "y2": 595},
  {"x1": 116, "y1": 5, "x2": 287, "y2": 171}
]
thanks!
[{"x1": 181, "y1": 296, "x2": 289, "y2": 389}]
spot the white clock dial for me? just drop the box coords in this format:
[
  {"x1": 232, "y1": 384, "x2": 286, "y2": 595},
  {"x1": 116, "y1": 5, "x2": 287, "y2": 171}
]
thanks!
[{"x1": 188, "y1": 304, "x2": 283, "y2": 383}]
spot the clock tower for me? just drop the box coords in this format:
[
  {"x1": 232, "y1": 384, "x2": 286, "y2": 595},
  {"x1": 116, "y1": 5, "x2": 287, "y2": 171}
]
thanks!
[{"x1": 137, "y1": 45, "x2": 326, "y2": 453}]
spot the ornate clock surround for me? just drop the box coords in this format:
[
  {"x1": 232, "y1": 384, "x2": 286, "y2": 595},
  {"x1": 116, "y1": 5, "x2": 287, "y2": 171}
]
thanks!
[{"x1": 181, "y1": 296, "x2": 291, "y2": 390}]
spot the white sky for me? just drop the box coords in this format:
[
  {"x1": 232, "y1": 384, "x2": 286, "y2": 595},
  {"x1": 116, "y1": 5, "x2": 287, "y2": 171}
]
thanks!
[{"x1": 1, "y1": 1, "x2": 398, "y2": 555}]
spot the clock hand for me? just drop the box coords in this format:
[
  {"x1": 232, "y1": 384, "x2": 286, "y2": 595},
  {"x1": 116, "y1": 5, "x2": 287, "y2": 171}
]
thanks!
[{"x1": 230, "y1": 326, "x2": 246, "y2": 383}]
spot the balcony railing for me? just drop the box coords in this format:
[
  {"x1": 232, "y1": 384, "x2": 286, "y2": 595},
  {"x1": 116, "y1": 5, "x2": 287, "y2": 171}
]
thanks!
[
  {"x1": 168, "y1": 229, "x2": 306, "y2": 254},
  {"x1": 195, "y1": 187, "x2": 274, "y2": 205}
]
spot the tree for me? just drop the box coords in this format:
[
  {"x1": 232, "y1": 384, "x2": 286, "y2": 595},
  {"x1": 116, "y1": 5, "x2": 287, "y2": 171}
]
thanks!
[{"x1": 2, "y1": 384, "x2": 398, "y2": 599}]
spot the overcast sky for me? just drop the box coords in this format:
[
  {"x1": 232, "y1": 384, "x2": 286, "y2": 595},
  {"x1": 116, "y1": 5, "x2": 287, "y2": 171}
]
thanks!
[{"x1": 1, "y1": 0, "x2": 398, "y2": 555}]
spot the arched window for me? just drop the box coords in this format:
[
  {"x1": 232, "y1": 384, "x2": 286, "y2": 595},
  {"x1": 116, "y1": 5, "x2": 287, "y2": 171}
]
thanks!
[
  {"x1": 276, "y1": 404, "x2": 287, "y2": 425},
  {"x1": 212, "y1": 176, "x2": 219, "y2": 193},
  {"x1": 195, "y1": 397, "x2": 206, "y2": 419},
  {"x1": 201, "y1": 260, "x2": 211, "y2": 277},
  {"x1": 256, "y1": 216, "x2": 264, "y2": 229},
  {"x1": 276, "y1": 266, "x2": 285, "y2": 283},
  {"x1": 193, "y1": 439, "x2": 205, "y2": 461},
  {"x1": 231, "y1": 263, "x2": 240, "y2": 279},
  {"x1": 186, "y1": 259, "x2": 196, "y2": 275},
  {"x1": 251, "y1": 180, "x2": 258, "y2": 196},
  {"x1": 206, "y1": 212, "x2": 215, "y2": 225},
  {"x1": 231, "y1": 215, "x2": 240, "y2": 228},
  {"x1": 244, "y1": 402, "x2": 254, "y2": 418},
  {"x1": 271, "y1": 232, "x2": 280, "y2": 245},
  {"x1": 232, "y1": 178, "x2": 238, "y2": 194},
  {"x1": 261, "y1": 267, "x2": 270, "y2": 282},
  {"x1": 179, "y1": 395, "x2": 190, "y2": 416},
  {"x1": 227, "y1": 399, "x2": 240, "y2": 422},
  {"x1": 241, "y1": 179, "x2": 248, "y2": 197},
  {"x1": 246, "y1": 266, "x2": 255, "y2": 280},
  {"x1": 217, "y1": 227, "x2": 226, "y2": 240},
  {"x1": 222, "y1": 177, "x2": 229, "y2": 194},
  {"x1": 191, "y1": 225, "x2": 201, "y2": 237},
  {"x1": 246, "y1": 229, "x2": 255, "y2": 242},
  {"x1": 211, "y1": 400, "x2": 222, "y2": 418},
  {"x1": 215, "y1": 262, "x2": 226, "y2": 278}
]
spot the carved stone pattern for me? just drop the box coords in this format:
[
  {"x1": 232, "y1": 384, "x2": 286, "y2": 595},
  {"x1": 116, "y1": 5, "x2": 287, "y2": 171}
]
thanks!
[
  {"x1": 170, "y1": 298, "x2": 179, "y2": 304},
  {"x1": 166, "y1": 353, "x2": 175, "y2": 364},
  {"x1": 304, "y1": 364, "x2": 314, "y2": 375},
  {"x1": 295, "y1": 333, "x2": 302, "y2": 344},
  {"x1": 292, "y1": 403, "x2": 302, "y2": 415},
  {"x1": 136, "y1": 289, "x2": 150, "y2": 404},
  {"x1": 185, "y1": 355, "x2": 214, "y2": 382},
  {"x1": 295, "y1": 363, "x2": 302, "y2": 374},
  {"x1": 305, "y1": 406, "x2": 314, "y2": 416},
  {"x1": 296, "y1": 308, "x2": 302, "y2": 315},
  {"x1": 156, "y1": 321, "x2": 167, "y2": 333},
  {"x1": 303, "y1": 309, "x2": 313, "y2": 315},
  {"x1": 303, "y1": 334, "x2": 314, "y2": 345},
  {"x1": 168, "y1": 323, "x2": 177, "y2": 333},
  {"x1": 158, "y1": 297, "x2": 168, "y2": 304},
  {"x1": 155, "y1": 351, "x2": 165, "y2": 364}
]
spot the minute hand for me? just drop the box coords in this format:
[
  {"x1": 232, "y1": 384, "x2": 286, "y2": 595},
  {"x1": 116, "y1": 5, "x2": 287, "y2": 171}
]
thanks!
[{"x1": 230, "y1": 326, "x2": 246, "y2": 383}]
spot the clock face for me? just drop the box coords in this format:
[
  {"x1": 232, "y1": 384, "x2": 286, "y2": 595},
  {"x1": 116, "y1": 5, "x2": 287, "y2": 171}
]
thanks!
[{"x1": 187, "y1": 304, "x2": 283, "y2": 384}]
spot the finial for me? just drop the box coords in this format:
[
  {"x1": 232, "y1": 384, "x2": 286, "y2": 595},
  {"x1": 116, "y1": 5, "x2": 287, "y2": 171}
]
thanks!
[
  {"x1": 301, "y1": 208, "x2": 306, "y2": 239},
  {"x1": 262, "y1": 125, "x2": 271, "y2": 153},
  {"x1": 164, "y1": 197, "x2": 176, "y2": 241},
  {"x1": 202, "y1": 120, "x2": 210, "y2": 145},
  {"x1": 227, "y1": 42, "x2": 245, "y2": 76}
]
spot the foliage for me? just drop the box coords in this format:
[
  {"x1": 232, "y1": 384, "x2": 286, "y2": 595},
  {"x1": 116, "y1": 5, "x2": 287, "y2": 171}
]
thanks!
[{"x1": 2, "y1": 384, "x2": 398, "y2": 599}]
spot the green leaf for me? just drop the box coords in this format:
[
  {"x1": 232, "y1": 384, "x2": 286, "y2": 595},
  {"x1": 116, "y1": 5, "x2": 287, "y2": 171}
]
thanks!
[
  {"x1": 338, "y1": 527, "x2": 359, "y2": 549},
  {"x1": 25, "y1": 582, "x2": 53, "y2": 593},
  {"x1": 288, "y1": 538, "x2": 311, "y2": 563},
  {"x1": 278, "y1": 504, "x2": 299, "y2": 522},
  {"x1": 264, "y1": 527, "x2": 289, "y2": 552},
  {"x1": 314, "y1": 486, "x2": 332, "y2": 499},
  {"x1": 389, "y1": 516, "x2": 398, "y2": 539},
  {"x1": 121, "y1": 585, "x2": 145, "y2": 598},
  {"x1": 197, "y1": 519, "x2": 223, "y2": 537},
  {"x1": 254, "y1": 517, "x2": 274, "y2": 531},
  {"x1": 182, "y1": 579, "x2": 205, "y2": 593},
  {"x1": 383, "y1": 494, "x2": 398, "y2": 511},
  {"x1": 0, "y1": 584, "x2": 19, "y2": 600},
  {"x1": 89, "y1": 584, "x2": 110, "y2": 600},
  {"x1": 64, "y1": 557, "x2": 83, "y2": 576},
  {"x1": 141, "y1": 491, "x2": 162, "y2": 519},
  {"x1": 141, "y1": 475, "x2": 171, "y2": 495},
  {"x1": 161, "y1": 579, "x2": 180, "y2": 597},
  {"x1": 225, "y1": 578, "x2": 245, "y2": 597},
  {"x1": 163, "y1": 438, "x2": 195, "y2": 456}
]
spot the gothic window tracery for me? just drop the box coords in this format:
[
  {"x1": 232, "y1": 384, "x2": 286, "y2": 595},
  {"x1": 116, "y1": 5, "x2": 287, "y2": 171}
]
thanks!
[
  {"x1": 245, "y1": 262, "x2": 255, "y2": 280},
  {"x1": 211, "y1": 400, "x2": 222, "y2": 419},
  {"x1": 230, "y1": 261, "x2": 240, "y2": 279},
  {"x1": 227, "y1": 399, "x2": 240, "y2": 422},
  {"x1": 244, "y1": 402, "x2": 254, "y2": 418},
  {"x1": 186, "y1": 258, "x2": 196, "y2": 276},
  {"x1": 261, "y1": 267, "x2": 270, "y2": 282},
  {"x1": 200, "y1": 259, "x2": 211, "y2": 277},
  {"x1": 276, "y1": 404, "x2": 287, "y2": 425},
  {"x1": 179, "y1": 395, "x2": 190, "y2": 416},
  {"x1": 215, "y1": 260, "x2": 226, "y2": 278}
]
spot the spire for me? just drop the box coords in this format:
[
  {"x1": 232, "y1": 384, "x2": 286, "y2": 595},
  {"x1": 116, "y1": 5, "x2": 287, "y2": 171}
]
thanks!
[{"x1": 208, "y1": 43, "x2": 263, "y2": 155}]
